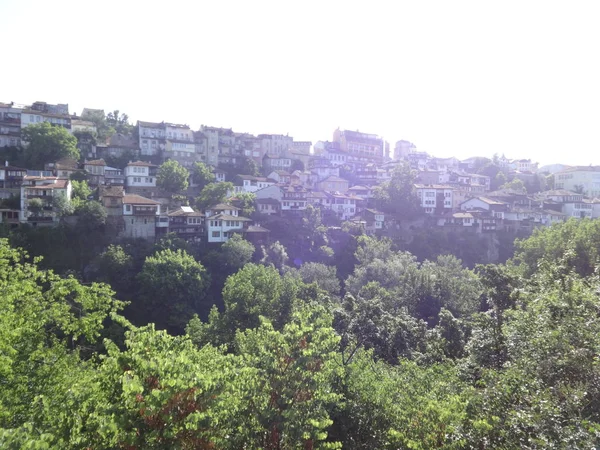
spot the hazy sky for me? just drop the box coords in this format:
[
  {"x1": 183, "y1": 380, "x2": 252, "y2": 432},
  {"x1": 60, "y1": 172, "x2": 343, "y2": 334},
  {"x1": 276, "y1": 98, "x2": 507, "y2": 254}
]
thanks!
[{"x1": 2, "y1": 0, "x2": 599, "y2": 166}]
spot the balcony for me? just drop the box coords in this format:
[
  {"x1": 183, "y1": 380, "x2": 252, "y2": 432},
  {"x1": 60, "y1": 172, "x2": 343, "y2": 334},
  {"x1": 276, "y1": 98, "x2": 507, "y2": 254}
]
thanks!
[
  {"x1": 27, "y1": 194, "x2": 51, "y2": 200},
  {"x1": 27, "y1": 216, "x2": 53, "y2": 222}
]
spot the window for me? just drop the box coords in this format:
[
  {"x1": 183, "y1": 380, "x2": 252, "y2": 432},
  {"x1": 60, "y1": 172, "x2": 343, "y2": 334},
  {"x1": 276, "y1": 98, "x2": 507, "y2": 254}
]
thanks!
[
  {"x1": 126, "y1": 205, "x2": 131, "y2": 212},
  {"x1": 212, "y1": 231, "x2": 220, "y2": 238}
]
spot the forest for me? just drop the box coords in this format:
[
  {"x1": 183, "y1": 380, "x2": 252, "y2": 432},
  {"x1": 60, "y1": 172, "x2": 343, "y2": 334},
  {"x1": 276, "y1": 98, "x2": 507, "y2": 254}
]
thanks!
[{"x1": 2, "y1": 216, "x2": 600, "y2": 448}]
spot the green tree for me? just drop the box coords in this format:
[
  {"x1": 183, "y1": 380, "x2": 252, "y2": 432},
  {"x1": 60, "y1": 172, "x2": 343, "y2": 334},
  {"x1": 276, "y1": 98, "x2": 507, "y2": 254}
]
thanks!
[
  {"x1": 499, "y1": 177, "x2": 526, "y2": 193},
  {"x1": 81, "y1": 108, "x2": 114, "y2": 142},
  {"x1": 191, "y1": 161, "x2": 215, "y2": 189},
  {"x1": 157, "y1": 159, "x2": 189, "y2": 194},
  {"x1": 21, "y1": 122, "x2": 79, "y2": 168},
  {"x1": 136, "y1": 249, "x2": 210, "y2": 333},
  {"x1": 233, "y1": 306, "x2": 341, "y2": 449},
  {"x1": 290, "y1": 262, "x2": 341, "y2": 297},
  {"x1": 231, "y1": 191, "x2": 256, "y2": 216},
  {"x1": 0, "y1": 239, "x2": 123, "y2": 433},
  {"x1": 260, "y1": 240, "x2": 289, "y2": 272},
  {"x1": 71, "y1": 180, "x2": 92, "y2": 201},
  {"x1": 27, "y1": 197, "x2": 44, "y2": 217},
  {"x1": 105, "y1": 110, "x2": 133, "y2": 135},
  {"x1": 237, "y1": 156, "x2": 259, "y2": 176},
  {"x1": 195, "y1": 182, "x2": 234, "y2": 209},
  {"x1": 74, "y1": 200, "x2": 107, "y2": 231},
  {"x1": 220, "y1": 233, "x2": 255, "y2": 273},
  {"x1": 373, "y1": 162, "x2": 421, "y2": 218}
]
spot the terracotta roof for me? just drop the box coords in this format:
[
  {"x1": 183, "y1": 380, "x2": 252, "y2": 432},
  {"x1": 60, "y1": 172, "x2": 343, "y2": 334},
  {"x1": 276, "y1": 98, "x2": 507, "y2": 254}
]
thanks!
[
  {"x1": 0, "y1": 165, "x2": 27, "y2": 172},
  {"x1": 27, "y1": 179, "x2": 69, "y2": 189},
  {"x1": 256, "y1": 197, "x2": 280, "y2": 205},
  {"x1": 319, "y1": 175, "x2": 348, "y2": 183},
  {"x1": 99, "y1": 186, "x2": 124, "y2": 197},
  {"x1": 207, "y1": 203, "x2": 241, "y2": 211},
  {"x1": 123, "y1": 194, "x2": 160, "y2": 205},
  {"x1": 85, "y1": 159, "x2": 106, "y2": 166},
  {"x1": 244, "y1": 225, "x2": 270, "y2": 233},
  {"x1": 127, "y1": 160, "x2": 155, "y2": 167},
  {"x1": 137, "y1": 121, "x2": 163, "y2": 128},
  {"x1": 207, "y1": 213, "x2": 251, "y2": 221}
]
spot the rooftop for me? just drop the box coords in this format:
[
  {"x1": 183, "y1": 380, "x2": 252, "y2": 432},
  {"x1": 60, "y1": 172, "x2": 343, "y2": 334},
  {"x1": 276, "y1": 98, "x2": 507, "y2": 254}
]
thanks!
[{"x1": 123, "y1": 194, "x2": 160, "y2": 205}]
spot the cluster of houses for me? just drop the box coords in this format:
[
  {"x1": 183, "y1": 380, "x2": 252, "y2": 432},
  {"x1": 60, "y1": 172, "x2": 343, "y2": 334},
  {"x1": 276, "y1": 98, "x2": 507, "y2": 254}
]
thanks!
[{"x1": 2, "y1": 99, "x2": 600, "y2": 243}]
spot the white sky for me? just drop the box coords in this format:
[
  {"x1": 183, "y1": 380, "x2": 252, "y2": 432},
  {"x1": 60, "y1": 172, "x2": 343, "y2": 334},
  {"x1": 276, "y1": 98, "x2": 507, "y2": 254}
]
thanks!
[{"x1": 2, "y1": 0, "x2": 600, "y2": 166}]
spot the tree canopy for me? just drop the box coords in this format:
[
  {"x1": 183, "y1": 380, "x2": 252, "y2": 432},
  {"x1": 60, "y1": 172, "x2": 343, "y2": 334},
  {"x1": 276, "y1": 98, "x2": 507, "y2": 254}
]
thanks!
[
  {"x1": 157, "y1": 159, "x2": 189, "y2": 194},
  {"x1": 21, "y1": 122, "x2": 79, "y2": 168}
]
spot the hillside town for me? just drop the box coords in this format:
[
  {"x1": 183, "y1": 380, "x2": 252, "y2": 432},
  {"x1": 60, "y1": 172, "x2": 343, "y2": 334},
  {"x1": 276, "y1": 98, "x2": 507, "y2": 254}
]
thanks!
[{"x1": 1, "y1": 100, "x2": 597, "y2": 243}]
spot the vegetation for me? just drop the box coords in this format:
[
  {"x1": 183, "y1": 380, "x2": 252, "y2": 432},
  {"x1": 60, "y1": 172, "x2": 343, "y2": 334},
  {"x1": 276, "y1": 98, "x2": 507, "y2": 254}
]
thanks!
[
  {"x1": 157, "y1": 159, "x2": 190, "y2": 194},
  {"x1": 21, "y1": 122, "x2": 79, "y2": 168},
  {"x1": 3, "y1": 216, "x2": 600, "y2": 448}
]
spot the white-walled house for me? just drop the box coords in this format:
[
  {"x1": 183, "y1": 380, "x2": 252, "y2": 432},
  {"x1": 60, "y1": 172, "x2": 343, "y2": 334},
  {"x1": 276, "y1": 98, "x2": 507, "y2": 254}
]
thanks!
[
  {"x1": 204, "y1": 203, "x2": 251, "y2": 243},
  {"x1": 234, "y1": 175, "x2": 275, "y2": 193},
  {"x1": 414, "y1": 184, "x2": 454, "y2": 214},
  {"x1": 20, "y1": 176, "x2": 72, "y2": 225},
  {"x1": 125, "y1": 161, "x2": 157, "y2": 188}
]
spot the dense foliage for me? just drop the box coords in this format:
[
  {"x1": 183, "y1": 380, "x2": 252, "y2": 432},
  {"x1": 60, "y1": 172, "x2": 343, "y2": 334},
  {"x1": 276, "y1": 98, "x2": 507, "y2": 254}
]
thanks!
[{"x1": 2, "y1": 217, "x2": 600, "y2": 448}]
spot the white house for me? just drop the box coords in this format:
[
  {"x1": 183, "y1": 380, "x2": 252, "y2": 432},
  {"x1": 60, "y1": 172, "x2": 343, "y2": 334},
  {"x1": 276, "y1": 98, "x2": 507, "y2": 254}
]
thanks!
[
  {"x1": 234, "y1": 175, "x2": 275, "y2": 193},
  {"x1": 204, "y1": 203, "x2": 251, "y2": 243},
  {"x1": 20, "y1": 176, "x2": 72, "y2": 225},
  {"x1": 414, "y1": 184, "x2": 454, "y2": 214},
  {"x1": 125, "y1": 161, "x2": 157, "y2": 188}
]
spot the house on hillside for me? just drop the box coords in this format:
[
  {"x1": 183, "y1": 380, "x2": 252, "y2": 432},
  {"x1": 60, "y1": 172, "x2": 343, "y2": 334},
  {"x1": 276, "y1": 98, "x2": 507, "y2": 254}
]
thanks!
[
  {"x1": 20, "y1": 176, "x2": 72, "y2": 226},
  {"x1": 204, "y1": 203, "x2": 252, "y2": 243},
  {"x1": 121, "y1": 193, "x2": 161, "y2": 239}
]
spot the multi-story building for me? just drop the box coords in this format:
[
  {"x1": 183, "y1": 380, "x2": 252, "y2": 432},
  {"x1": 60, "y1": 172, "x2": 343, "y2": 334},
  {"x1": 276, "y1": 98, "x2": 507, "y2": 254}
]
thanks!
[
  {"x1": 125, "y1": 161, "x2": 157, "y2": 190},
  {"x1": 0, "y1": 163, "x2": 27, "y2": 190},
  {"x1": 233, "y1": 175, "x2": 275, "y2": 193},
  {"x1": 256, "y1": 197, "x2": 280, "y2": 215},
  {"x1": 204, "y1": 203, "x2": 251, "y2": 243},
  {"x1": 333, "y1": 128, "x2": 385, "y2": 167},
  {"x1": 98, "y1": 185, "x2": 124, "y2": 216},
  {"x1": 20, "y1": 176, "x2": 72, "y2": 225},
  {"x1": 84, "y1": 159, "x2": 107, "y2": 186},
  {"x1": 460, "y1": 196, "x2": 509, "y2": 219},
  {"x1": 168, "y1": 206, "x2": 204, "y2": 241},
  {"x1": 71, "y1": 119, "x2": 97, "y2": 159},
  {"x1": 317, "y1": 175, "x2": 349, "y2": 193},
  {"x1": 45, "y1": 158, "x2": 79, "y2": 180},
  {"x1": 259, "y1": 134, "x2": 293, "y2": 157},
  {"x1": 415, "y1": 184, "x2": 454, "y2": 214},
  {"x1": 97, "y1": 133, "x2": 139, "y2": 161},
  {"x1": 0, "y1": 102, "x2": 23, "y2": 148},
  {"x1": 21, "y1": 102, "x2": 71, "y2": 133},
  {"x1": 121, "y1": 193, "x2": 161, "y2": 239},
  {"x1": 291, "y1": 141, "x2": 311, "y2": 155},
  {"x1": 554, "y1": 166, "x2": 600, "y2": 197},
  {"x1": 138, "y1": 121, "x2": 166, "y2": 157},
  {"x1": 324, "y1": 192, "x2": 361, "y2": 220},
  {"x1": 263, "y1": 155, "x2": 293, "y2": 172},
  {"x1": 394, "y1": 140, "x2": 418, "y2": 160},
  {"x1": 164, "y1": 123, "x2": 196, "y2": 168}
]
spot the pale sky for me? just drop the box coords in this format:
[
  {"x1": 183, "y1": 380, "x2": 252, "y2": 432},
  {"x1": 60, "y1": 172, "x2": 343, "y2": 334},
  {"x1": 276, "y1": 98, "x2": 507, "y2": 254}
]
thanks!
[{"x1": 2, "y1": 0, "x2": 600, "y2": 166}]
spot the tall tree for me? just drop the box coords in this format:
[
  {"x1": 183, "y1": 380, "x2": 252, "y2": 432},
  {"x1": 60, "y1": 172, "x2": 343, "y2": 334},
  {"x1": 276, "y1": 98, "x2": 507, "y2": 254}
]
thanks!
[
  {"x1": 136, "y1": 249, "x2": 210, "y2": 333},
  {"x1": 157, "y1": 160, "x2": 189, "y2": 194},
  {"x1": 105, "y1": 110, "x2": 133, "y2": 135},
  {"x1": 191, "y1": 161, "x2": 215, "y2": 189},
  {"x1": 195, "y1": 182, "x2": 234, "y2": 209},
  {"x1": 374, "y1": 162, "x2": 421, "y2": 218},
  {"x1": 81, "y1": 109, "x2": 114, "y2": 141},
  {"x1": 21, "y1": 122, "x2": 79, "y2": 168}
]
